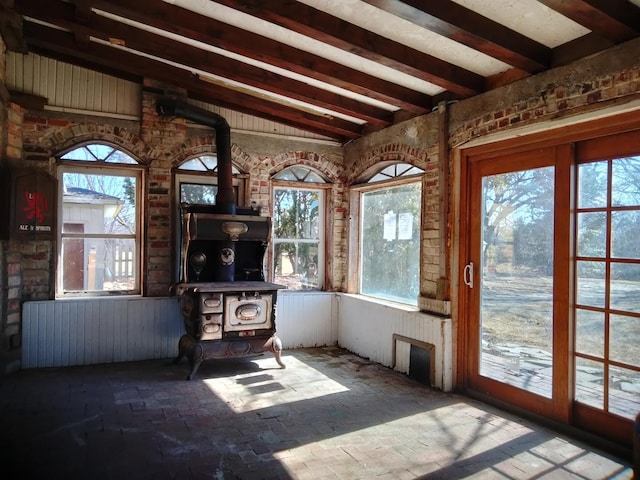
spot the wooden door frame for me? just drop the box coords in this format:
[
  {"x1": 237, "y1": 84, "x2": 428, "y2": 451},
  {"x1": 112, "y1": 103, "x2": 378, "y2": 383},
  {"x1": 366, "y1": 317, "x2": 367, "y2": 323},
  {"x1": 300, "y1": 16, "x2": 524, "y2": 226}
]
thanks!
[{"x1": 457, "y1": 110, "x2": 640, "y2": 445}]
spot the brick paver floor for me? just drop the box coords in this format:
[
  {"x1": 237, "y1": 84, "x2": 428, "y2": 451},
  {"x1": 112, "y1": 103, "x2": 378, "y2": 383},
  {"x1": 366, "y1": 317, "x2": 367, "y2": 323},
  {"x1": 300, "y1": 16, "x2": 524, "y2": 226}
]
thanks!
[{"x1": 0, "y1": 346, "x2": 634, "y2": 479}]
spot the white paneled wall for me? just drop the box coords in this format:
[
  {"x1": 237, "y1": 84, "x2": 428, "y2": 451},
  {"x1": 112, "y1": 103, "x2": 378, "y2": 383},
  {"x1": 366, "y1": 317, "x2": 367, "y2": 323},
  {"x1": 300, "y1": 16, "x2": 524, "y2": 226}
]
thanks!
[
  {"x1": 22, "y1": 297, "x2": 183, "y2": 368},
  {"x1": 7, "y1": 52, "x2": 140, "y2": 118},
  {"x1": 276, "y1": 291, "x2": 338, "y2": 348},
  {"x1": 336, "y1": 294, "x2": 453, "y2": 391},
  {"x1": 21, "y1": 293, "x2": 453, "y2": 391}
]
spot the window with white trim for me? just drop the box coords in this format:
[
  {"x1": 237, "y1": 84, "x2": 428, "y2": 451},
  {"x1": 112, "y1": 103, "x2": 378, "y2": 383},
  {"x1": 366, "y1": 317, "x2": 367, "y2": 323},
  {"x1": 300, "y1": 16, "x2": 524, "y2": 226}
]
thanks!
[
  {"x1": 57, "y1": 143, "x2": 142, "y2": 296},
  {"x1": 272, "y1": 166, "x2": 326, "y2": 290},
  {"x1": 357, "y1": 163, "x2": 424, "y2": 306}
]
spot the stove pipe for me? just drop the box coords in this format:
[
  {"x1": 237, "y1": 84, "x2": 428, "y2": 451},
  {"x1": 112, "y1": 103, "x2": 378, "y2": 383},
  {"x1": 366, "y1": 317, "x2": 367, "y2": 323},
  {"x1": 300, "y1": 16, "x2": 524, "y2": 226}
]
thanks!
[{"x1": 156, "y1": 99, "x2": 236, "y2": 214}]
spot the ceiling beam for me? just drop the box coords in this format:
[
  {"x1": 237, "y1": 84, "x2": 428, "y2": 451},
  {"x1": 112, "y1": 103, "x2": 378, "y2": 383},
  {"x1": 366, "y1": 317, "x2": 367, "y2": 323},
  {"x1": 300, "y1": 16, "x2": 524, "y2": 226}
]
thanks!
[
  {"x1": 361, "y1": 0, "x2": 550, "y2": 73},
  {"x1": 18, "y1": 0, "x2": 392, "y2": 128},
  {"x1": 70, "y1": 0, "x2": 432, "y2": 114},
  {"x1": 213, "y1": 0, "x2": 485, "y2": 97},
  {"x1": 538, "y1": 0, "x2": 640, "y2": 43},
  {"x1": 0, "y1": 0, "x2": 27, "y2": 52},
  {"x1": 21, "y1": 21, "x2": 360, "y2": 141}
]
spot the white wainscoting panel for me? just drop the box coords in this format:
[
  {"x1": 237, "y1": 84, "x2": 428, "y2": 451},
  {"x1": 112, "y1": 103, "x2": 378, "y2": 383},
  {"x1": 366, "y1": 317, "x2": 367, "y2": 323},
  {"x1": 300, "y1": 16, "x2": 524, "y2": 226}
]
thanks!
[
  {"x1": 22, "y1": 297, "x2": 183, "y2": 368},
  {"x1": 336, "y1": 294, "x2": 453, "y2": 391},
  {"x1": 276, "y1": 291, "x2": 337, "y2": 349}
]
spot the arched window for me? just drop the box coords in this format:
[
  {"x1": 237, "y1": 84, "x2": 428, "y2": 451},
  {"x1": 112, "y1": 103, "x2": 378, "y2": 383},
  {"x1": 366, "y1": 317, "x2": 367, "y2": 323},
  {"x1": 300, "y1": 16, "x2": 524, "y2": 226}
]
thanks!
[
  {"x1": 175, "y1": 154, "x2": 244, "y2": 206},
  {"x1": 368, "y1": 163, "x2": 424, "y2": 183},
  {"x1": 355, "y1": 162, "x2": 424, "y2": 306},
  {"x1": 272, "y1": 166, "x2": 328, "y2": 290},
  {"x1": 57, "y1": 143, "x2": 143, "y2": 296}
]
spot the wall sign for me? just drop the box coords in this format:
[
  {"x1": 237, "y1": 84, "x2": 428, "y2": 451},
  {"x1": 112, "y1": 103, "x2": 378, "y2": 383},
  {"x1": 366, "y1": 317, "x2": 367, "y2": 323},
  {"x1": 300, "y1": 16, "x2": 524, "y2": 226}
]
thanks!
[{"x1": 1, "y1": 168, "x2": 57, "y2": 240}]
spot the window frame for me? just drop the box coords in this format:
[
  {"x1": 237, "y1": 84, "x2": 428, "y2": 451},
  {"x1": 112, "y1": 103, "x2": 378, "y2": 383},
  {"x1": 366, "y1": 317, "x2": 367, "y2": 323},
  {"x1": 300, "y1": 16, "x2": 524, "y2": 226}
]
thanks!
[
  {"x1": 271, "y1": 178, "x2": 330, "y2": 291},
  {"x1": 348, "y1": 171, "x2": 424, "y2": 305},
  {"x1": 56, "y1": 147, "x2": 144, "y2": 297}
]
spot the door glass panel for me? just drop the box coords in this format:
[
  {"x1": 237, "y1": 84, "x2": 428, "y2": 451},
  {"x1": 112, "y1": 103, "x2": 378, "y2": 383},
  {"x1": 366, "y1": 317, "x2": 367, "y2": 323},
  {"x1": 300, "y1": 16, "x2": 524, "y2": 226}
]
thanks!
[
  {"x1": 576, "y1": 261, "x2": 606, "y2": 308},
  {"x1": 610, "y1": 314, "x2": 640, "y2": 367},
  {"x1": 575, "y1": 357, "x2": 604, "y2": 409},
  {"x1": 611, "y1": 156, "x2": 640, "y2": 207},
  {"x1": 575, "y1": 309, "x2": 604, "y2": 358},
  {"x1": 578, "y1": 162, "x2": 608, "y2": 208},
  {"x1": 575, "y1": 156, "x2": 640, "y2": 421},
  {"x1": 479, "y1": 166, "x2": 555, "y2": 397},
  {"x1": 577, "y1": 212, "x2": 606, "y2": 257},
  {"x1": 611, "y1": 211, "x2": 640, "y2": 258},
  {"x1": 609, "y1": 366, "x2": 640, "y2": 419},
  {"x1": 610, "y1": 264, "x2": 640, "y2": 313}
]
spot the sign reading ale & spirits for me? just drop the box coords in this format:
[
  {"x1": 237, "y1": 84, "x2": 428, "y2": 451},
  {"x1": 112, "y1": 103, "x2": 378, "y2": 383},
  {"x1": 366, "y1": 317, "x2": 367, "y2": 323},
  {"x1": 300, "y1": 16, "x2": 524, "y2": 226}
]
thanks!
[{"x1": 1, "y1": 168, "x2": 57, "y2": 240}]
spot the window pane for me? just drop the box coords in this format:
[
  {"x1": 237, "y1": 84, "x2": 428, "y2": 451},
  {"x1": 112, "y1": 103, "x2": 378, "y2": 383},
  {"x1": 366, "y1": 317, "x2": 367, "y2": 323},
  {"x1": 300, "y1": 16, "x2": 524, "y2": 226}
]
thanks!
[
  {"x1": 609, "y1": 365, "x2": 640, "y2": 420},
  {"x1": 361, "y1": 183, "x2": 421, "y2": 305},
  {"x1": 61, "y1": 238, "x2": 136, "y2": 292},
  {"x1": 180, "y1": 183, "x2": 217, "y2": 204},
  {"x1": 179, "y1": 158, "x2": 208, "y2": 171},
  {"x1": 575, "y1": 309, "x2": 604, "y2": 358},
  {"x1": 610, "y1": 314, "x2": 640, "y2": 367},
  {"x1": 611, "y1": 210, "x2": 640, "y2": 259},
  {"x1": 61, "y1": 146, "x2": 97, "y2": 161},
  {"x1": 577, "y1": 212, "x2": 606, "y2": 257},
  {"x1": 612, "y1": 156, "x2": 640, "y2": 207},
  {"x1": 104, "y1": 149, "x2": 138, "y2": 164},
  {"x1": 575, "y1": 357, "x2": 604, "y2": 409},
  {"x1": 576, "y1": 261, "x2": 606, "y2": 308},
  {"x1": 610, "y1": 263, "x2": 640, "y2": 313},
  {"x1": 479, "y1": 167, "x2": 554, "y2": 398},
  {"x1": 578, "y1": 161, "x2": 608, "y2": 208},
  {"x1": 272, "y1": 187, "x2": 323, "y2": 291},
  {"x1": 273, "y1": 241, "x2": 319, "y2": 290},
  {"x1": 62, "y1": 173, "x2": 136, "y2": 234},
  {"x1": 273, "y1": 190, "x2": 319, "y2": 240},
  {"x1": 200, "y1": 155, "x2": 218, "y2": 170}
]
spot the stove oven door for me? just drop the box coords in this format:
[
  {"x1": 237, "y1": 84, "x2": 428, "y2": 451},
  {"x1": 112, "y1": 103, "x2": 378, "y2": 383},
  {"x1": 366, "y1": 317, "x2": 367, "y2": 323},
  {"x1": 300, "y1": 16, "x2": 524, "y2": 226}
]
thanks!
[{"x1": 224, "y1": 292, "x2": 273, "y2": 333}]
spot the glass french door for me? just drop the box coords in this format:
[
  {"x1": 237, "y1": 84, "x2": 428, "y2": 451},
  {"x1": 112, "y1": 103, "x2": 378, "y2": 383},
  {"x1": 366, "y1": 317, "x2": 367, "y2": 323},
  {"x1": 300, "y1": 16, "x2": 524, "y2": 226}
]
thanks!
[
  {"x1": 465, "y1": 147, "x2": 570, "y2": 420},
  {"x1": 463, "y1": 134, "x2": 640, "y2": 445}
]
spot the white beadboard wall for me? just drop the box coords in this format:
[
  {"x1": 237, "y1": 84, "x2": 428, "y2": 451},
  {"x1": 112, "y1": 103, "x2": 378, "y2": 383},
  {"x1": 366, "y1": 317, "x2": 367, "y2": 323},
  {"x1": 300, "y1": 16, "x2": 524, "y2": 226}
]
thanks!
[
  {"x1": 7, "y1": 52, "x2": 141, "y2": 118},
  {"x1": 22, "y1": 297, "x2": 183, "y2": 368},
  {"x1": 276, "y1": 291, "x2": 338, "y2": 348},
  {"x1": 336, "y1": 294, "x2": 453, "y2": 391},
  {"x1": 21, "y1": 292, "x2": 453, "y2": 391}
]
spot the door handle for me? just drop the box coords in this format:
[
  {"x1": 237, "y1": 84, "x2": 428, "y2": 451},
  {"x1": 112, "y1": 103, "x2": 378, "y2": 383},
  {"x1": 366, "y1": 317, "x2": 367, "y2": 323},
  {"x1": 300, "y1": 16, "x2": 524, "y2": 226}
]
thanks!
[{"x1": 463, "y1": 262, "x2": 474, "y2": 288}]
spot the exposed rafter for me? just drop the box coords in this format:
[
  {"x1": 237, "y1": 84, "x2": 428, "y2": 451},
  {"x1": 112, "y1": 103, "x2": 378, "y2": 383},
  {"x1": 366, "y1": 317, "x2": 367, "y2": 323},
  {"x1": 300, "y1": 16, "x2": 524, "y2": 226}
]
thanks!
[
  {"x1": 361, "y1": 0, "x2": 551, "y2": 73},
  {"x1": 19, "y1": 0, "x2": 393, "y2": 129},
  {"x1": 214, "y1": 0, "x2": 485, "y2": 97},
  {"x1": 22, "y1": 22, "x2": 361, "y2": 141},
  {"x1": 74, "y1": 0, "x2": 433, "y2": 114},
  {"x1": 539, "y1": 0, "x2": 640, "y2": 43},
  {"x1": 6, "y1": 0, "x2": 640, "y2": 142}
]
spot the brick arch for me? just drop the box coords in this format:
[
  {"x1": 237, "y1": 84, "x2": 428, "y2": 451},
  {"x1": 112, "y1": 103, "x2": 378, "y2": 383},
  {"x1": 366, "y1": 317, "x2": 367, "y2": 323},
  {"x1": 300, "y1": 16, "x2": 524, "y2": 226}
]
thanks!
[
  {"x1": 349, "y1": 143, "x2": 430, "y2": 184},
  {"x1": 268, "y1": 151, "x2": 344, "y2": 183},
  {"x1": 44, "y1": 123, "x2": 150, "y2": 164},
  {"x1": 167, "y1": 136, "x2": 253, "y2": 173}
]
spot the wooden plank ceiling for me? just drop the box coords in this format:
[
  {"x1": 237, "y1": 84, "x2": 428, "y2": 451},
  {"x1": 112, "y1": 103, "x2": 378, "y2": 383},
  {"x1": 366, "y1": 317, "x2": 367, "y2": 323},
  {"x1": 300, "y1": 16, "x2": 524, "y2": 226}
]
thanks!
[{"x1": 4, "y1": 0, "x2": 640, "y2": 142}]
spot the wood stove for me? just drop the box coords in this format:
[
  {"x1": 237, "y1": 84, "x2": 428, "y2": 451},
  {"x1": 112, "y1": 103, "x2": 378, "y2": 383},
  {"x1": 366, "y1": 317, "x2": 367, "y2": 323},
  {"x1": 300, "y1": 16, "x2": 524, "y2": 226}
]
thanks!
[
  {"x1": 172, "y1": 207, "x2": 286, "y2": 380},
  {"x1": 159, "y1": 100, "x2": 286, "y2": 380}
]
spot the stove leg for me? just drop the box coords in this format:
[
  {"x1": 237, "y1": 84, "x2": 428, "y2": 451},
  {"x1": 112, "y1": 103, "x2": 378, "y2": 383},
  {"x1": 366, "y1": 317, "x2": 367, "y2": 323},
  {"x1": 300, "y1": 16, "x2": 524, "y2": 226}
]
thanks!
[
  {"x1": 270, "y1": 335, "x2": 286, "y2": 369},
  {"x1": 173, "y1": 335, "x2": 189, "y2": 365},
  {"x1": 187, "y1": 343, "x2": 204, "y2": 380}
]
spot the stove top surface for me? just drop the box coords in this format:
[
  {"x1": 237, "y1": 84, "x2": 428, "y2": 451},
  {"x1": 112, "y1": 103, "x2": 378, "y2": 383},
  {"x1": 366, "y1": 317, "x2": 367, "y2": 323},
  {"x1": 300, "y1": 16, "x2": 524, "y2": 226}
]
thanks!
[{"x1": 174, "y1": 281, "x2": 286, "y2": 294}]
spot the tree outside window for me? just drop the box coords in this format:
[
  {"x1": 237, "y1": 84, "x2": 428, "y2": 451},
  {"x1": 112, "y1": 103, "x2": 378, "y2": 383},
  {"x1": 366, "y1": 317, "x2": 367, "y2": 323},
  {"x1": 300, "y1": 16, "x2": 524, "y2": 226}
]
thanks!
[
  {"x1": 58, "y1": 144, "x2": 141, "y2": 296},
  {"x1": 272, "y1": 166, "x2": 326, "y2": 290}
]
